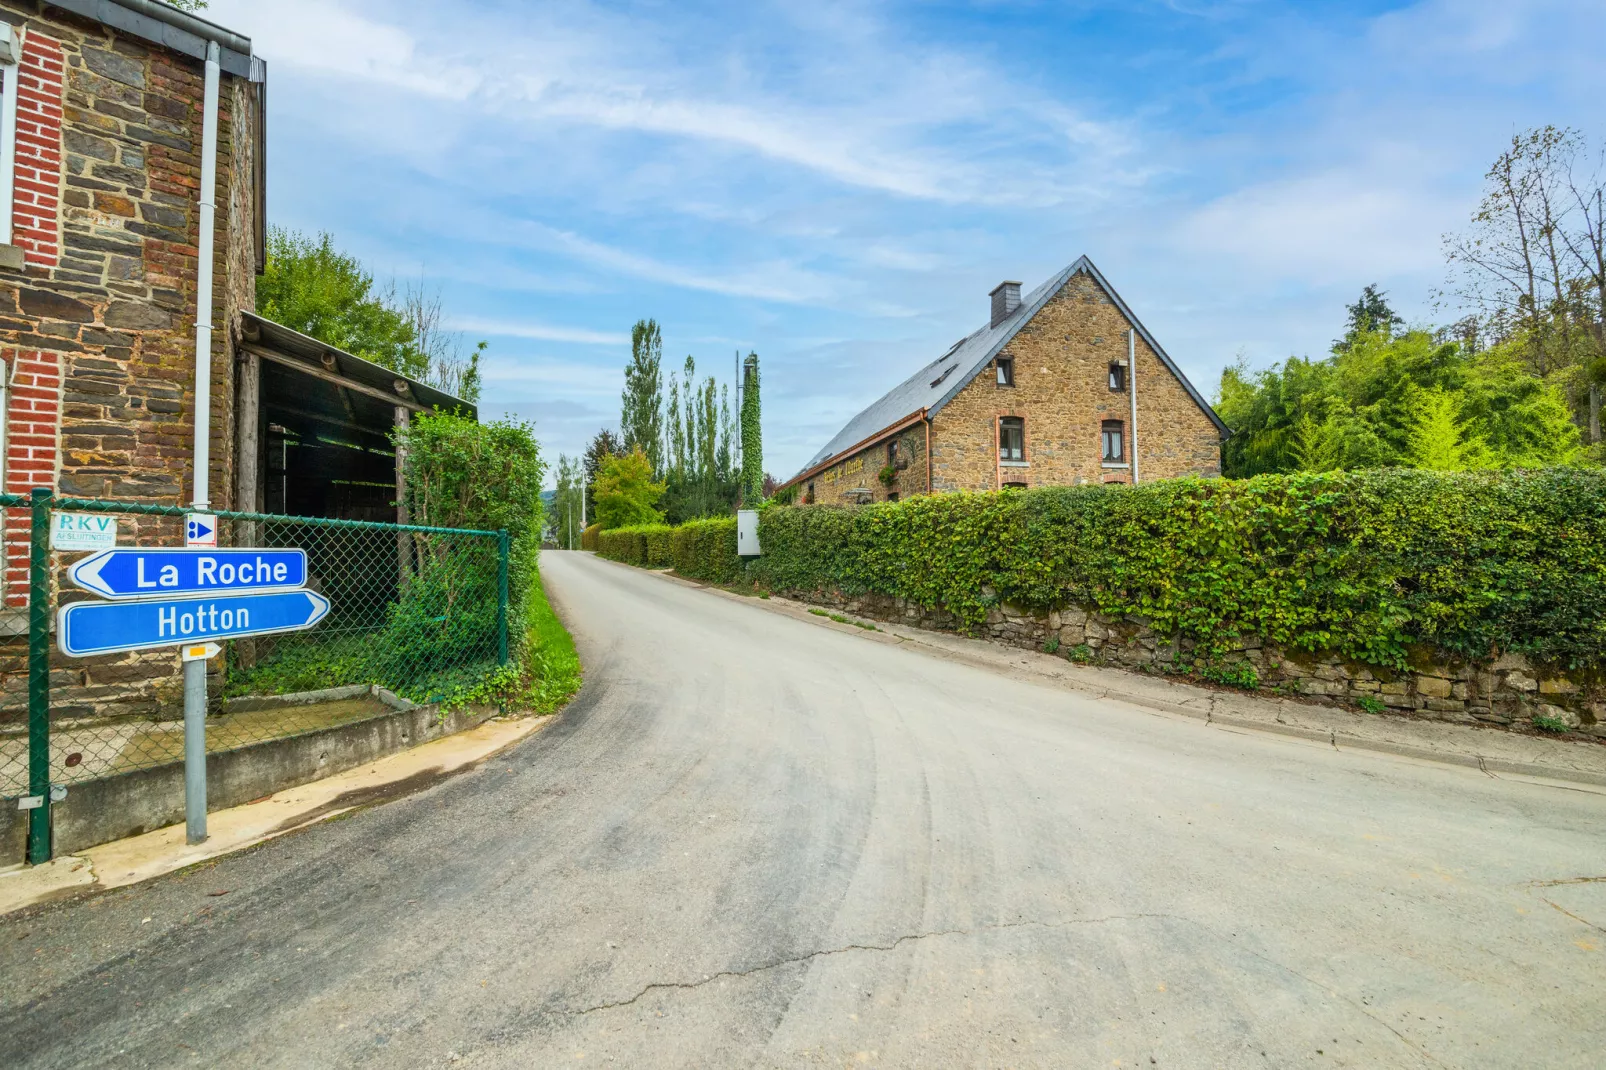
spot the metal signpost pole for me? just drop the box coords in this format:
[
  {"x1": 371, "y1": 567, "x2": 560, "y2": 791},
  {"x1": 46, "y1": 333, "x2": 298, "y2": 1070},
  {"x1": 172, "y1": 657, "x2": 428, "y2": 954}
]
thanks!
[
  {"x1": 182, "y1": 653, "x2": 206, "y2": 843},
  {"x1": 57, "y1": 544, "x2": 328, "y2": 849}
]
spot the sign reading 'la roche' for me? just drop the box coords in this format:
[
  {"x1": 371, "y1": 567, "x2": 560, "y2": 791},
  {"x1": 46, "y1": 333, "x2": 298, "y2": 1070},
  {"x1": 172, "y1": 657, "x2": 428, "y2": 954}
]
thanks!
[{"x1": 68, "y1": 548, "x2": 308, "y2": 600}]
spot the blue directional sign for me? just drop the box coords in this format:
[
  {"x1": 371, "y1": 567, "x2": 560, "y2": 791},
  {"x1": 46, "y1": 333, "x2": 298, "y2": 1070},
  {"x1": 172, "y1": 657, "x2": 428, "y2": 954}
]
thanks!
[
  {"x1": 57, "y1": 590, "x2": 331, "y2": 657},
  {"x1": 68, "y1": 547, "x2": 308, "y2": 600}
]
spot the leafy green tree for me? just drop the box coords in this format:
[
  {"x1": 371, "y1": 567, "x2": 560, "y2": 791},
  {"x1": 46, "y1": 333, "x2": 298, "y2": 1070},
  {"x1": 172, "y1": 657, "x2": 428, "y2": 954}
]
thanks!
[
  {"x1": 740, "y1": 352, "x2": 762, "y2": 504},
  {"x1": 258, "y1": 228, "x2": 487, "y2": 401},
  {"x1": 621, "y1": 320, "x2": 664, "y2": 475},
  {"x1": 550, "y1": 455, "x2": 585, "y2": 548},
  {"x1": 1405, "y1": 387, "x2": 1489, "y2": 470},
  {"x1": 582, "y1": 429, "x2": 621, "y2": 522},
  {"x1": 393, "y1": 411, "x2": 545, "y2": 659},
  {"x1": 257, "y1": 228, "x2": 423, "y2": 378},
  {"x1": 594, "y1": 448, "x2": 666, "y2": 528},
  {"x1": 1219, "y1": 318, "x2": 1580, "y2": 476}
]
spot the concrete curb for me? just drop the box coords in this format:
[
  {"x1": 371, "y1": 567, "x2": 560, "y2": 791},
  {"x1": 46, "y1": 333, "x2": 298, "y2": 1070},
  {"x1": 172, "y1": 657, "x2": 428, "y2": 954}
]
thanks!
[
  {"x1": 594, "y1": 556, "x2": 1606, "y2": 793},
  {"x1": 0, "y1": 715, "x2": 551, "y2": 917}
]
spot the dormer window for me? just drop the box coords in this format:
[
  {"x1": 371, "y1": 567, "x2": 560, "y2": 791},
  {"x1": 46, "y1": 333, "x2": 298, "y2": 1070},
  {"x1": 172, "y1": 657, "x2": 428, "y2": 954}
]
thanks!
[{"x1": 996, "y1": 357, "x2": 1014, "y2": 386}]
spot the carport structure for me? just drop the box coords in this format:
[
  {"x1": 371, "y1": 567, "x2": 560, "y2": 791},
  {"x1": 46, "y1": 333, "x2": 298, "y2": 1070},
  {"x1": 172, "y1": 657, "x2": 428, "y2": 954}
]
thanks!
[{"x1": 233, "y1": 312, "x2": 476, "y2": 523}]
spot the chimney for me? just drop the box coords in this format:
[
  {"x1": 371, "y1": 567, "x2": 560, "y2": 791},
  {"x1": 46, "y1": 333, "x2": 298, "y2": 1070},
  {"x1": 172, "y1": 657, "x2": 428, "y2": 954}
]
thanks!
[{"x1": 990, "y1": 280, "x2": 1022, "y2": 327}]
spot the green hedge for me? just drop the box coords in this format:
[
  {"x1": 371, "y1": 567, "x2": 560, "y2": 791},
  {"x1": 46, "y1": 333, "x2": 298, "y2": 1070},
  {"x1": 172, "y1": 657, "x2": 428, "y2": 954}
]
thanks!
[
  {"x1": 748, "y1": 469, "x2": 1606, "y2": 671},
  {"x1": 672, "y1": 518, "x2": 741, "y2": 584},
  {"x1": 596, "y1": 519, "x2": 739, "y2": 582}
]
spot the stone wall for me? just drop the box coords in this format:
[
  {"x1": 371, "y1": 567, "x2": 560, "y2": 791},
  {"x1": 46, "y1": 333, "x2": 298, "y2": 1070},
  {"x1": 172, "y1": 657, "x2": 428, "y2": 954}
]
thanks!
[
  {"x1": 930, "y1": 272, "x2": 1222, "y2": 491},
  {"x1": 783, "y1": 586, "x2": 1606, "y2": 739},
  {"x1": 0, "y1": 4, "x2": 260, "y2": 717},
  {"x1": 805, "y1": 419, "x2": 928, "y2": 504},
  {"x1": 0, "y1": 3, "x2": 260, "y2": 513}
]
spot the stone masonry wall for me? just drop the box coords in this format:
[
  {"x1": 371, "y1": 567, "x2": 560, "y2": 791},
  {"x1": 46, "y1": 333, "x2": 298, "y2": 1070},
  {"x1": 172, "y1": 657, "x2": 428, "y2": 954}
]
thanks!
[
  {"x1": 0, "y1": 4, "x2": 259, "y2": 719},
  {"x1": 805, "y1": 419, "x2": 928, "y2": 504},
  {"x1": 783, "y1": 587, "x2": 1605, "y2": 740},
  {"x1": 930, "y1": 271, "x2": 1221, "y2": 492}
]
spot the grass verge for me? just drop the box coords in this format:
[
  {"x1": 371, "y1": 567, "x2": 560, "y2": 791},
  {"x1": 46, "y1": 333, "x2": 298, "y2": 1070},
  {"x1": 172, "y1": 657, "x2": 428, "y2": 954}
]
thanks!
[{"x1": 522, "y1": 570, "x2": 583, "y2": 714}]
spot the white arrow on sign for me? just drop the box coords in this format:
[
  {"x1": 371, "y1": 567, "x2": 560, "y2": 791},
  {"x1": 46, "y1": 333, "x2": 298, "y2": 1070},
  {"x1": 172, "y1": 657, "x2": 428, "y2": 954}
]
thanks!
[{"x1": 181, "y1": 642, "x2": 222, "y2": 662}]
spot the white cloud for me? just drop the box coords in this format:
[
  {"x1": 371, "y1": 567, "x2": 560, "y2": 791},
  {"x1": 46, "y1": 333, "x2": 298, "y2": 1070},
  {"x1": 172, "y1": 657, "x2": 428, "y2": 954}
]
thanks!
[
  {"x1": 447, "y1": 318, "x2": 626, "y2": 345},
  {"x1": 213, "y1": 0, "x2": 1134, "y2": 208}
]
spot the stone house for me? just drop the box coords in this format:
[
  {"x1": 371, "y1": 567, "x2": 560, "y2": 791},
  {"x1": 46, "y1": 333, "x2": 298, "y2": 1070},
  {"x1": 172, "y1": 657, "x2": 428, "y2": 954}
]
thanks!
[
  {"x1": 781, "y1": 257, "x2": 1226, "y2": 503},
  {"x1": 0, "y1": 0, "x2": 265, "y2": 602}
]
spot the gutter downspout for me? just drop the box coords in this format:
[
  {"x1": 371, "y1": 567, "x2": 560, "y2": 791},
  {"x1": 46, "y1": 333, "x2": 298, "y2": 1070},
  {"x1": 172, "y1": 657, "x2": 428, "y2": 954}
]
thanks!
[
  {"x1": 1128, "y1": 328, "x2": 1139, "y2": 485},
  {"x1": 191, "y1": 40, "x2": 219, "y2": 509},
  {"x1": 924, "y1": 410, "x2": 932, "y2": 495}
]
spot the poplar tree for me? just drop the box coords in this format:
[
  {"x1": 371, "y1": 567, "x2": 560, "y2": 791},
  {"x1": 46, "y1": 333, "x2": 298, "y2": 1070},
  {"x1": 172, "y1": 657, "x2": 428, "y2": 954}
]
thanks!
[{"x1": 621, "y1": 319, "x2": 664, "y2": 476}]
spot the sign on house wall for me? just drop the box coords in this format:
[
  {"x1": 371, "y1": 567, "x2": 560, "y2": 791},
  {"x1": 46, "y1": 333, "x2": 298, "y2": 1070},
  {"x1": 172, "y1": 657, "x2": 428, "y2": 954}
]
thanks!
[{"x1": 50, "y1": 512, "x2": 118, "y2": 551}]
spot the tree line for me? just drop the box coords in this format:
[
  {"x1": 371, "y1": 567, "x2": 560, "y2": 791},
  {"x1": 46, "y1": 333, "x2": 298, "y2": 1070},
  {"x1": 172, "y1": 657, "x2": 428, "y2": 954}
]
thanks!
[
  {"x1": 549, "y1": 323, "x2": 768, "y2": 544},
  {"x1": 1220, "y1": 125, "x2": 1605, "y2": 476}
]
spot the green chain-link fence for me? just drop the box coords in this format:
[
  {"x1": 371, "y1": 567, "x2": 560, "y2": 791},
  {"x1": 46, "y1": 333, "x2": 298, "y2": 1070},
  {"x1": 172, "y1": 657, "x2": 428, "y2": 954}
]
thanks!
[{"x1": 1, "y1": 493, "x2": 508, "y2": 862}]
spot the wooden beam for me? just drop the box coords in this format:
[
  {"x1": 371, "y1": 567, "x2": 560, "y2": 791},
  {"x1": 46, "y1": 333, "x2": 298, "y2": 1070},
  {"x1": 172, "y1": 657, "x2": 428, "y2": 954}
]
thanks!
[
  {"x1": 395, "y1": 405, "x2": 412, "y2": 590},
  {"x1": 241, "y1": 342, "x2": 429, "y2": 413},
  {"x1": 234, "y1": 348, "x2": 261, "y2": 513}
]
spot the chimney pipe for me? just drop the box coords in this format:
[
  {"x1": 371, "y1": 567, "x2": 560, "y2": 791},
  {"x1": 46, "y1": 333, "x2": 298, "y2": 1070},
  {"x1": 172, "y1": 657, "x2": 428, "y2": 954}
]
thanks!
[{"x1": 990, "y1": 281, "x2": 1022, "y2": 328}]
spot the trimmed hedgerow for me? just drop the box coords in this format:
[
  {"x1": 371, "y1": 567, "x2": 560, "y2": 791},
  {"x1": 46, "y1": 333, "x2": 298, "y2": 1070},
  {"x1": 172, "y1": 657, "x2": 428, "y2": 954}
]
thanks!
[
  {"x1": 596, "y1": 519, "x2": 740, "y2": 582},
  {"x1": 672, "y1": 517, "x2": 741, "y2": 584},
  {"x1": 748, "y1": 468, "x2": 1606, "y2": 671}
]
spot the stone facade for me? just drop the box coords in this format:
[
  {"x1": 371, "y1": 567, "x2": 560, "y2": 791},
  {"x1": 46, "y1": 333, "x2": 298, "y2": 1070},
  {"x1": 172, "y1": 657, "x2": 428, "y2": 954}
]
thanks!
[
  {"x1": 786, "y1": 586, "x2": 1606, "y2": 739},
  {"x1": 805, "y1": 418, "x2": 927, "y2": 504},
  {"x1": 0, "y1": 3, "x2": 261, "y2": 603},
  {"x1": 930, "y1": 273, "x2": 1221, "y2": 491},
  {"x1": 0, "y1": 4, "x2": 261, "y2": 723},
  {"x1": 789, "y1": 261, "x2": 1223, "y2": 501}
]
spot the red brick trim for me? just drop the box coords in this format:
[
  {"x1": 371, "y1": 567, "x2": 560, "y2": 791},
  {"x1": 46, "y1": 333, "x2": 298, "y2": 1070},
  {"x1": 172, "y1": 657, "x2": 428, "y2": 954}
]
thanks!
[
  {"x1": 11, "y1": 30, "x2": 64, "y2": 267},
  {"x1": 3, "y1": 349, "x2": 62, "y2": 604}
]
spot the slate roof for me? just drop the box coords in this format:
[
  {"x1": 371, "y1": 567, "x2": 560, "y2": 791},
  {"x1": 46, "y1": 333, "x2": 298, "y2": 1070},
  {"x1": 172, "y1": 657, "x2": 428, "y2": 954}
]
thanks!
[{"x1": 789, "y1": 256, "x2": 1226, "y2": 482}]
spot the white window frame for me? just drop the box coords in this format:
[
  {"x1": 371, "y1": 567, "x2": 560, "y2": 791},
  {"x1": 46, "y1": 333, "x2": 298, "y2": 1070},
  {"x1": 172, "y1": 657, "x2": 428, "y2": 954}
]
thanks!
[{"x1": 0, "y1": 22, "x2": 24, "y2": 249}]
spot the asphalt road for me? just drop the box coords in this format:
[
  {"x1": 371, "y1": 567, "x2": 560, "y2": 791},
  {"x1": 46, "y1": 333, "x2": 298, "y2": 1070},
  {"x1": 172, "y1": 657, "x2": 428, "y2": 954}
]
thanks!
[{"x1": 3, "y1": 550, "x2": 1604, "y2": 1069}]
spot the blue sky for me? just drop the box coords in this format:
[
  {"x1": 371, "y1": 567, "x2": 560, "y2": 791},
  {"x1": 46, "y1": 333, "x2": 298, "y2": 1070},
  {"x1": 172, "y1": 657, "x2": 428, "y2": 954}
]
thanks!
[{"x1": 207, "y1": 0, "x2": 1605, "y2": 483}]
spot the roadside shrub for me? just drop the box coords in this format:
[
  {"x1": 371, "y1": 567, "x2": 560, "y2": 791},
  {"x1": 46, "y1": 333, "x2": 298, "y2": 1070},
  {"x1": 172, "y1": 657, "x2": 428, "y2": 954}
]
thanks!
[
  {"x1": 644, "y1": 525, "x2": 675, "y2": 568},
  {"x1": 597, "y1": 524, "x2": 670, "y2": 566},
  {"x1": 394, "y1": 411, "x2": 544, "y2": 664},
  {"x1": 749, "y1": 468, "x2": 1606, "y2": 672},
  {"x1": 671, "y1": 517, "x2": 740, "y2": 583},
  {"x1": 580, "y1": 522, "x2": 601, "y2": 551}
]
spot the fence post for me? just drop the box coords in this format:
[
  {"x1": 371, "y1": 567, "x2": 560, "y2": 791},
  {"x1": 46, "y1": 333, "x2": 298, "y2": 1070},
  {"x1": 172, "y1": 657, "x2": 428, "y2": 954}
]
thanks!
[
  {"x1": 497, "y1": 529, "x2": 510, "y2": 665},
  {"x1": 26, "y1": 487, "x2": 51, "y2": 864}
]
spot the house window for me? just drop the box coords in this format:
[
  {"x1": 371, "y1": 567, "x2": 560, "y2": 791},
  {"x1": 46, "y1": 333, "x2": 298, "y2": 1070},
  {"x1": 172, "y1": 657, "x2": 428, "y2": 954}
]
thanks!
[
  {"x1": 996, "y1": 357, "x2": 1014, "y2": 386},
  {"x1": 0, "y1": 23, "x2": 23, "y2": 251},
  {"x1": 1108, "y1": 362, "x2": 1126, "y2": 392},
  {"x1": 887, "y1": 491, "x2": 899, "y2": 503},
  {"x1": 998, "y1": 416, "x2": 1025, "y2": 463},
  {"x1": 805, "y1": 481, "x2": 815, "y2": 504},
  {"x1": 1002, "y1": 481, "x2": 1027, "y2": 490},
  {"x1": 886, "y1": 440, "x2": 898, "y2": 465},
  {"x1": 1101, "y1": 420, "x2": 1125, "y2": 463}
]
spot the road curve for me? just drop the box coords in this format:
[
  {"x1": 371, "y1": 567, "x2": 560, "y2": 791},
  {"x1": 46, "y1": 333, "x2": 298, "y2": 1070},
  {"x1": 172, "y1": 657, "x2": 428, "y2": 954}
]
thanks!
[{"x1": 2, "y1": 549, "x2": 1604, "y2": 1068}]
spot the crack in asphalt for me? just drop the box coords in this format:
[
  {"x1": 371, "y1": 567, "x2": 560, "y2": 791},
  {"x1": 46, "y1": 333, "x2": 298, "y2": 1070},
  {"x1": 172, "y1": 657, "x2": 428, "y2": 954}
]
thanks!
[{"x1": 574, "y1": 913, "x2": 1176, "y2": 1016}]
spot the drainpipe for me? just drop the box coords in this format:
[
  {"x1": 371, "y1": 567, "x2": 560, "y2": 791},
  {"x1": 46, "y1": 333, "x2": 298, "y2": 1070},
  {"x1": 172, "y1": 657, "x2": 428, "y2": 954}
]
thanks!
[
  {"x1": 191, "y1": 40, "x2": 219, "y2": 509},
  {"x1": 924, "y1": 411, "x2": 932, "y2": 494},
  {"x1": 1128, "y1": 329, "x2": 1139, "y2": 485}
]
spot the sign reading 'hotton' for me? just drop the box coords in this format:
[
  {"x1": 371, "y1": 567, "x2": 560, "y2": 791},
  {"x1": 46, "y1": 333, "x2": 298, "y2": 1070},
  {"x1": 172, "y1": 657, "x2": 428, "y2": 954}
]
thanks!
[{"x1": 56, "y1": 590, "x2": 332, "y2": 657}]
